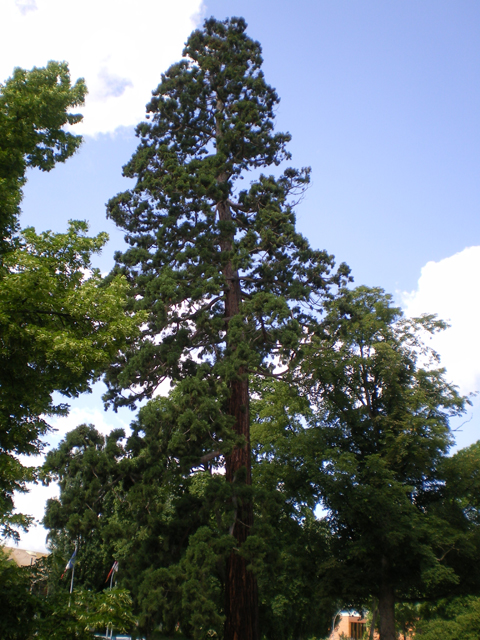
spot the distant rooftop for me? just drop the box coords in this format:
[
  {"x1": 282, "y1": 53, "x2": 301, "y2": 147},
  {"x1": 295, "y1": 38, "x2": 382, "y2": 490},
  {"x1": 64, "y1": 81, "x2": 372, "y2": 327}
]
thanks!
[{"x1": 3, "y1": 546, "x2": 49, "y2": 567}]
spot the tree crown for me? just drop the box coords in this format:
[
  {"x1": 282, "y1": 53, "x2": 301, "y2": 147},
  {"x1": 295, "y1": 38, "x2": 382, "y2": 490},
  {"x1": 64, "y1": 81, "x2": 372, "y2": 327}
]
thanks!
[{"x1": 105, "y1": 17, "x2": 349, "y2": 410}]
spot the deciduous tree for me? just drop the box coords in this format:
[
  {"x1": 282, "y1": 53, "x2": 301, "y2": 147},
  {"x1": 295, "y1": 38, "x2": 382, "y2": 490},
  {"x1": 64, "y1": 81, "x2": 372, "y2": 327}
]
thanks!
[
  {"x1": 0, "y1": 61, "x2": 86, "y2": 253},
  {"x1": 0, "y1": 545, "x2": 135, "y2": 640},
  {"x1": 302, "y1": 286, "x2": 469, "y2": 640},
  {"x1": 0, "y1": 222, "x2": 141, "y2": 537}
]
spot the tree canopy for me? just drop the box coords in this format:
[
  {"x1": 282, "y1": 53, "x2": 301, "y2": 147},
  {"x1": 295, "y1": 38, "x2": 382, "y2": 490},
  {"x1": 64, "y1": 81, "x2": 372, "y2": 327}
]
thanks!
[
  {"x1": 244, "y1": 286, "x2": 480, "y2": 640},
  {"x1": 0, "y1": 546, "x2": 135, "y2": 640},
  {"x1": 0, "y1": 220, "x2": 141, "y2": 538},
  {"x1": 42, "y1": 406, "x2": 336, "y2": 640},
  {"x1": 0, "y1": 61, "x2": 86, "y2": 252}
]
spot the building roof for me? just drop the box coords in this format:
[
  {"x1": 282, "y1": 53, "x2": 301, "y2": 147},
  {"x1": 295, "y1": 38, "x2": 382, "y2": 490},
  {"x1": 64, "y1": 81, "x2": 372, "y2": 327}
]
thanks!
[{"x1": 3, "y1": 546, "x2": 49, "y2": 567}]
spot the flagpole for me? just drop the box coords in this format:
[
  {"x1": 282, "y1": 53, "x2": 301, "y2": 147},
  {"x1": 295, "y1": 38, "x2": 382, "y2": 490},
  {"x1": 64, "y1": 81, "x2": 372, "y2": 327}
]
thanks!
[
  {"x1": 68, "y1": 542, "x2": 78, "y2": 607},
  {"x1": 70, "y1": 561, "x2": 75, "y2": 595},
  {"x1": 107, "y1": 568, "x2": 114, "y2": 640},
  {"x1": 106, "y1": 560, "x2": 118, "y2": 639},
  {"x1": 70, "y1": 542, "x2": 78, "y2": 594}
]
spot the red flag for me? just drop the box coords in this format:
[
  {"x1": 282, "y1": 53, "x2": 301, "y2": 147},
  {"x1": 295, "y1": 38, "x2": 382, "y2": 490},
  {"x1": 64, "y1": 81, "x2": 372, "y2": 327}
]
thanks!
[{"x1": 105, "y1": 560, "x2": 119, "y2": 582}]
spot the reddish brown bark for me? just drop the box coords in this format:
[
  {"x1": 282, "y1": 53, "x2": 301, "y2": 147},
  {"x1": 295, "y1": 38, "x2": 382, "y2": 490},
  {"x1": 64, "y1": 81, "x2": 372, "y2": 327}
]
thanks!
[
  {"x1": 224, "y1": 537, "x2": 259, "y2": 640},
  {"x1": 218, "y1": 196, "x2": 259, "y2": 640},
  {"x1": 224, "y1": 376, "x2": 259, "y2": 640}
]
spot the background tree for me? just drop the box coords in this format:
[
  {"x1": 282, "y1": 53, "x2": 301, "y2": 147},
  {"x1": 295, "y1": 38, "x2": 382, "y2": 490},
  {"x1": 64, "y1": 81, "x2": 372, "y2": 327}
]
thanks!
[
  {"x1": 432, "y1": 440, "x2": 480, "y2": 598},
  {"x1": 33, "y1": 586, "x2": 136, "y2": 640},
  {"x1": 250, "y1": 380, "x2": 336, "y2": 640},
  {"x1": 414, "y1": 596, "x2": 480, "y2": 640},
  {"x1": 394, "y1": 602, "x2": 420, "y2": 640},
  {"x1": 0, "y1": 546, "x2": 135, "y2": 640},
  {"x1": 0, "y1": 222, "x2": 141, "y2": 537},
  {"x1": 111, "y1": 389, "x2": 233, "y2": 639},
  {"x1": 300, "y1": 286, "x2": 471, "y2": 640},
  {"x1": 42, "y1": 424, "x2": 128, "y2": 590},
  {"x1": 43, "y1": 401, "x2": 232, "y2": 639},
  {"x1": 104, "y1": 16, "x2": 348, "y2": 640},
  {"x1": 0, "y1": 546, "x2": 39, "y2": 640}
]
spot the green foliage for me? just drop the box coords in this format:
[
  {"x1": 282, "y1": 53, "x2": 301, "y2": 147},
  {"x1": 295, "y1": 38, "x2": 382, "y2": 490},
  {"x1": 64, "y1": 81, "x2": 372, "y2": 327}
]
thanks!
[
  {"x1": 43, "y1": 384, "x2": 338, "y2": 640},
  {"x1": 34, "y1": 587, "x2": 136, "y2": 640},
  {"x1": 424, "y1": 441, "x2": 480, "y2": 598},
  {"x1": 299, "y1": 287, "x2": 468, "y2": 599},
  {"x1": 0, "y1": 547, "x2": 135, "y2": 640},
  {"x1": 100, "y1": 393, "x2": 233, "y2": 639},
  {"x1": 42, "y1": 424, "x2": 128, "y2": 590},
  {"x1": 246, "y1": 287, "x2": 479, "y2": 637},
  {"x1": 43, "y1": 409, "x2": 229, "y2": 639},
  {"x1": 0, "y1": 59, "x2": 144, "y2": 539},
  {"x1": 253, "y1": 511, "x2": 334, "y2": 639},
  {"x1": 250, "y1": 380, "x2": 336, "y2": 639},
  {"x1": 0, "y1": 221, "x2": 143, "y2": 538},
  {"x1": 103, "y1": 19, "x2": 348, "y2": 637},
  {"x1": 395, "y1": 602, "x2": 419, "y2": 639},
  {"x1": 415, "y1": 597, "x2": 480, "y2": 640},
  {"x1": 42, "y1": 321, "x2": 480, "y2": 639},
  {"x1": 0, "y1": 61, "x2": 86, "y2": 250},
  {"x1": 0, "y1": 547, "x2": 39, "y2": 639}
]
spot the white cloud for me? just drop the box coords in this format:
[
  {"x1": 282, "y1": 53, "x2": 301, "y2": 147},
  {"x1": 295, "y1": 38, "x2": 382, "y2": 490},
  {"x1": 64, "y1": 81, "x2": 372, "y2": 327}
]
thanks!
[
  {"x1": 15, "y1": 0, "x2": 37, "y2": 16},
  {"x1": 401, "y1": 246, "x2": 480, "y2": 396},
  {"x1": 12, "y1": 483, "x2": 59, "y2": 552},
  {"x1": 0, "y1": 0, "x2": 205, "y2": 135},
  {"x1": 48, "y1": 405, "x2": 130, "y2": 442}
]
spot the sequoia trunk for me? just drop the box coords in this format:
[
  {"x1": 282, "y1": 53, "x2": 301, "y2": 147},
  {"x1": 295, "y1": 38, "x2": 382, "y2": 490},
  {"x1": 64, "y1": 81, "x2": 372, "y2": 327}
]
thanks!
[
  {"x1": 224, "y1": 375, "x2": 259, "y2": 640},
  {"x1": 218, "y1": 198, "x2": 259, "y2": 640}
]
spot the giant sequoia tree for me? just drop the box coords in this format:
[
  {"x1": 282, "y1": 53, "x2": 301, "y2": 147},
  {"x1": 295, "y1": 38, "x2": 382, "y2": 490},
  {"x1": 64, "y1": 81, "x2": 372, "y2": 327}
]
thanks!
[{"x1": 105, "y1": 17, "x2": 348, "y2": 640}]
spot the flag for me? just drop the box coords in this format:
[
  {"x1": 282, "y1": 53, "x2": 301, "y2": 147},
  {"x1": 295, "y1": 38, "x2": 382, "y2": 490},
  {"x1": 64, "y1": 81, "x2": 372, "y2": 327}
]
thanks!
[
  {"x1": 60, "y1": 547, "x2": 77, "y2": 579},
  {"x1": 105, "y1": 560, "x2": 119, "y2": 583},
  {"x1": 65, "y1": 547, "x2": 77, "y2": 570}
]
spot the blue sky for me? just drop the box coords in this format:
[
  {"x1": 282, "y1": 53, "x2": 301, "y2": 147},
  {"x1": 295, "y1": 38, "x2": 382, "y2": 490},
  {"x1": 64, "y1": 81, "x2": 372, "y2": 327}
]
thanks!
[
  {"x1": 2, "y1": 0, "x2": 479, "y2": 549},
  {"x1": 18, "y1": 0, "x2": 480, "y2": 292}
]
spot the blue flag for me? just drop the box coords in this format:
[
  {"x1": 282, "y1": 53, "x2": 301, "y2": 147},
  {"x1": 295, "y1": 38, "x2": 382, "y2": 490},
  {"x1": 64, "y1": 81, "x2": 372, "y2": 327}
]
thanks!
[{"x1": 65, "y1": 547, "x2": 77, "y2": 571}]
